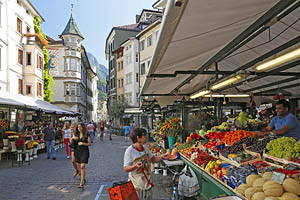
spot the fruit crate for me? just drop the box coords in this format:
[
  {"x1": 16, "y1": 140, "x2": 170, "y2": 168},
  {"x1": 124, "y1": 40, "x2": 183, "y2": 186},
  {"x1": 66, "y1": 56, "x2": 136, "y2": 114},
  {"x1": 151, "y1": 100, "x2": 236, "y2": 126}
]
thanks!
[{"x1": 262, "y1": 153, "x2": 300, "y2": 168}]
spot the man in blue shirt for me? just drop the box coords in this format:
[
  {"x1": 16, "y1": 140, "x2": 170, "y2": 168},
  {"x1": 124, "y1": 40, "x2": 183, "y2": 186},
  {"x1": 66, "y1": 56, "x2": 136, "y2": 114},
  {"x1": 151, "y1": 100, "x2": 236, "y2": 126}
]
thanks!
[
  {"x1": 124, "y1": 124, "x2": 131, "y2": 142},
  {"x1": 256, "y1": 100, "x2": 300, "y2": 140}
]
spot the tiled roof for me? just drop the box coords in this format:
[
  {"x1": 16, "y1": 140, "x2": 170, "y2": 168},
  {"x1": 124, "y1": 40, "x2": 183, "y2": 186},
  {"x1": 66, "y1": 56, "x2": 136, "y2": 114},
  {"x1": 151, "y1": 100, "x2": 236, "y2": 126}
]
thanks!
[{"x1": 115, "y1": 23, "x2": 140, "y2": 31}]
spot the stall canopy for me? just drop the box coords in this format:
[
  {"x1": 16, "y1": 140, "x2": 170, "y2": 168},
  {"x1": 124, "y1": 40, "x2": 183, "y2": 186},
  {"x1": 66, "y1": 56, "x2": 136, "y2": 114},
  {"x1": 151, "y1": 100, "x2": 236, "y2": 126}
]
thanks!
[
  {"x1": 0, "y1": 92, "x2": 74, "y2": 115},
  {"x1": 141, "y1": 0, "x2": 300, "y2": 104}
]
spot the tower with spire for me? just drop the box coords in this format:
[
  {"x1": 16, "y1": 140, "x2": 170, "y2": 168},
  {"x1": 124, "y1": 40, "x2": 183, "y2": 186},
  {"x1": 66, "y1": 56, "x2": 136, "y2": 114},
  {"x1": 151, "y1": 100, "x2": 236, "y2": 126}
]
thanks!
[{"x1": 46, "y1": 6, "x2": 97, "y2": 121}]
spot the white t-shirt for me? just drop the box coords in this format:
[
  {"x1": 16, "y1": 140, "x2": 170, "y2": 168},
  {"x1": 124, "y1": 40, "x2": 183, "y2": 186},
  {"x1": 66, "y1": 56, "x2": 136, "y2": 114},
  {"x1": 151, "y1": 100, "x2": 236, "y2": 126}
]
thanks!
[
  {"x1": 64, "y1": 129, "x2": 71, "y2": 139},
  {"x1": 124, "y1": 145, "x2": 153, "y2": 190}
]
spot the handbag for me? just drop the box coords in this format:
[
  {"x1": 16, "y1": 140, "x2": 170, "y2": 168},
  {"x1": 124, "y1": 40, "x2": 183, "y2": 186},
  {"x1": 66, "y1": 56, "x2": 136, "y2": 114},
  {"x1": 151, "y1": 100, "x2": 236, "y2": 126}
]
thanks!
[
  {"x1": 108, "y1": 181, "x2": 139, "y2": 200},
  {"x1": 178, "y1": 165, "x2": 200, "y2": 197}
]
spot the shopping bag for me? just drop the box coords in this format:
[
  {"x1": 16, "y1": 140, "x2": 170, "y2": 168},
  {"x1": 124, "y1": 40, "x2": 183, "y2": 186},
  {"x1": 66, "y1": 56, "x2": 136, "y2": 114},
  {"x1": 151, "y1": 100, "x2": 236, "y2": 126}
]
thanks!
[
  {"x1": 178, "y1": 165, "x2": 200, "y2": 197},
  {"x1": 108, "y1": 181, "x2": 139, "y2": 200}
]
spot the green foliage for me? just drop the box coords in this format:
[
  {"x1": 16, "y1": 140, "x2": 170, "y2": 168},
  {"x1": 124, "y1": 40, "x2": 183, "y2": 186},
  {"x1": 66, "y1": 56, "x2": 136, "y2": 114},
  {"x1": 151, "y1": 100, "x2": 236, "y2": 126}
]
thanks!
[
  {"x1": 34, "y1": 16, "x2": 54, "y2": 102},
  {"x1": 108, "y1": 98, "x2": 128, "y2": 118}
]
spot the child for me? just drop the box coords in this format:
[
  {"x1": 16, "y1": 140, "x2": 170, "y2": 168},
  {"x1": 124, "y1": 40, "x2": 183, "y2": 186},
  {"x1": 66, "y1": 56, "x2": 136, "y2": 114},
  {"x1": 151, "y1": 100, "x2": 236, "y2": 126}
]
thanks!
[{"x1": 123, "y1": 128, "x2": 162, "y2": 200}]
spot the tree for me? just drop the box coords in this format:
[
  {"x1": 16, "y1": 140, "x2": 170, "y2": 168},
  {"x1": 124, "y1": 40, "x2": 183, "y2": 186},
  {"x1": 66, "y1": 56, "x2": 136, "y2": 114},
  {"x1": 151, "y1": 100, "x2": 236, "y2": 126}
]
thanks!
[{"x1": 108, "y1": 97, "x2": 128, "y2": 119}]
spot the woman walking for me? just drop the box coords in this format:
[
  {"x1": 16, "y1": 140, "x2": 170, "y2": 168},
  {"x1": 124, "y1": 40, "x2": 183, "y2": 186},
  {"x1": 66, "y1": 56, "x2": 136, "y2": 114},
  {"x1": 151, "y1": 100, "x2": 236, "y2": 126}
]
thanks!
[
  {"x1": 99, "y1": 121, "x2": 104, "y2": 141},
  {"x1": 75, "y1": 122, "x2": 91, "y2": 188},
  {"x1": 124, "y1": 128, "x2": 162, "y2": 199},
  {"x1": 70, "y1": 123, "x2": 80, "y2": 178},
  {"x1": 62, "y1": 122, "x2": 72, "y2": 159}
]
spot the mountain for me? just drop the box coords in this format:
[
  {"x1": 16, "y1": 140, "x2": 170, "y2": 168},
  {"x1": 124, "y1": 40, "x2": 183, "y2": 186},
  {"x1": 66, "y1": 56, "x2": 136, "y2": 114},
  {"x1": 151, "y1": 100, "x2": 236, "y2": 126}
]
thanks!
[{"x1": 87, "y1": 52, "x2": 108, "y2": 101}]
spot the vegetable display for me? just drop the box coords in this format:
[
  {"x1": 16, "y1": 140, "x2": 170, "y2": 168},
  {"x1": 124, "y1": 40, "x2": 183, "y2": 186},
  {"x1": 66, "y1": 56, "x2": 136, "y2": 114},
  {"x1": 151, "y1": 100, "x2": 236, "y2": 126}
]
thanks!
[{"x1": 266, "y1": 137, "x2": 300, "y2": 160}]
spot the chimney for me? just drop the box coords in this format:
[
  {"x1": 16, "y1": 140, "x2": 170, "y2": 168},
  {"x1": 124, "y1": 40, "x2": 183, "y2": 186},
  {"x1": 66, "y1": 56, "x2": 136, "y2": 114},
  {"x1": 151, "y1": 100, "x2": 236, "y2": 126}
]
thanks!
[{"x1": 136, "y1": 15, "x2": 140, "y2": 23}]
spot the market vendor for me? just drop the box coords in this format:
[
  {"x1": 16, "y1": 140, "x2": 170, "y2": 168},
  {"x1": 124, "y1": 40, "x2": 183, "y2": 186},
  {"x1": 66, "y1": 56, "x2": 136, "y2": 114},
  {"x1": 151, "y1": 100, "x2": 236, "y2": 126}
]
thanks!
[{"x1": 256, "y1": 100, "x2": 300, "y2": 140}]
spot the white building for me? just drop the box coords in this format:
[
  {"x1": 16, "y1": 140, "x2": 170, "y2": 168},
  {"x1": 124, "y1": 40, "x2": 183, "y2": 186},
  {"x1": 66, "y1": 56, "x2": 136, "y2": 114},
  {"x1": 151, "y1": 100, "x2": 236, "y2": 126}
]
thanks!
[
  {"x1": 121, "y1": 37, "x2": 140, "y2": 107},
  {"x1": 47, "y1": 14, "x2": 98, "y2": 121},
  {"x1": 0, "y1": 0, "x2": 45, "y2": 99}
]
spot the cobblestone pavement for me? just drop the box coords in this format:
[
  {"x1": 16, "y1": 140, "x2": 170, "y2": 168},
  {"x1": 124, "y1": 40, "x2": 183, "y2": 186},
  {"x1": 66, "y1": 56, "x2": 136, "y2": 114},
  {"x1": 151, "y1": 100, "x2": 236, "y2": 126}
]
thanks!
[{"x1": 0, "y1": 132, "x2": 173, "y2": 200}]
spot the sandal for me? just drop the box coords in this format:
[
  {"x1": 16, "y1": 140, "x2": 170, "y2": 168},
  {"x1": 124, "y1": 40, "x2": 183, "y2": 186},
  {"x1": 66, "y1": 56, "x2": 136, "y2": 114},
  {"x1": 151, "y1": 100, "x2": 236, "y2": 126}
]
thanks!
[{"x1": 78, "y1": 184, "x2": 84, "y2": 188}]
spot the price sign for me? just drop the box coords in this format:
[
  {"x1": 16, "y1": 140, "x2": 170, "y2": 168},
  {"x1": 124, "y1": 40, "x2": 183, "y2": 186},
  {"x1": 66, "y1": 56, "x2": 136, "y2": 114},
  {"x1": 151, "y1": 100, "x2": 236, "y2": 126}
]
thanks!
[
  {"x1": 271, "y1": 172, "x2": 285, "y2": 184},
  {"x1": 216, "y1": 139, "x2": 221, "y2": 143}
]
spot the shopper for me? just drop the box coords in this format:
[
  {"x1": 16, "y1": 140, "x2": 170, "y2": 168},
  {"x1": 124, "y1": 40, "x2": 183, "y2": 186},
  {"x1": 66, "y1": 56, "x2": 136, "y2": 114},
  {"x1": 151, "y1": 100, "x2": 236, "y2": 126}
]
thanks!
[
  {"x1": 62, "y1": 122, "x2": 72, "y2": 158},
  {"x1": 124, "y1": 128, "x2": 162, "y2": 200},
  {"x1": 124, "y1": 124, "x2": 130, "y2": 142},
  {"x1": 43, "y1": 122, "x2": 56, "y2": 160},
  {"x1": 70, "y1": 122, "x2": 80, "y2": 178},
  {"x1": 87, "y1": 122, "x2": 95, "y2": 143},
  {"x1": 99, "y1": 121, "x2": 105, "y2": 141},
  {"x1": 75, "y1": 122, "x2": 91, "y2": 188}
]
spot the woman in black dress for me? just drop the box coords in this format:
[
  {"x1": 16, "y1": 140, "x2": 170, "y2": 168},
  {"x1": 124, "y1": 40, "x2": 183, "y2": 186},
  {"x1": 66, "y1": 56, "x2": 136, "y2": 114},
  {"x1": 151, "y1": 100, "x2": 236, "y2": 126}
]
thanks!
[{"x1": 75, "y1": 122, "x2": 91, "y2": 188}]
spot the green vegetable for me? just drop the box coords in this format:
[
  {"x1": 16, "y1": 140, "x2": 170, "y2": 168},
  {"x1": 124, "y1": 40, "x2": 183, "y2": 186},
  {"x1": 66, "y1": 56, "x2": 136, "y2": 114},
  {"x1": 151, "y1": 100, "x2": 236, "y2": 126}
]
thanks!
[{"x1": 266, "y1": 137, "x2": 300, "y2": 159}]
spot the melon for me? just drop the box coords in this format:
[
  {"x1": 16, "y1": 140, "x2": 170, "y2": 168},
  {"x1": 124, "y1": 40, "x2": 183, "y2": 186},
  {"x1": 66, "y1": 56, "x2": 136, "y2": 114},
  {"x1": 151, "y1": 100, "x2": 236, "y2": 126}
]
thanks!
[
  {"x1": 263, "y1": 181, "x2": 283, "y2": 197},
  {"x1": 245, "y1": 187, "x2": 260, "y2": 200},
  {"x1": 252, "y1": 192, "x2": 266, "y2": 200},
  {"x1": 236, "y1": 184, "x2": 248, "y2": 196},
  {"x1": 282, "y1": 178, "x2": 300, "y2": 195},
  {"x1": 253, "y1": 178, "x2": 268, "y2": 190},
  {"x1": 281, "y1": 192, "x2": 300, "y2": 200},
  {"x1": 246, "y1": 174, "x2": 260, "y2": 187},
  {"x1": 262, "y1": 172, "x2": 273, "y2": 180}
]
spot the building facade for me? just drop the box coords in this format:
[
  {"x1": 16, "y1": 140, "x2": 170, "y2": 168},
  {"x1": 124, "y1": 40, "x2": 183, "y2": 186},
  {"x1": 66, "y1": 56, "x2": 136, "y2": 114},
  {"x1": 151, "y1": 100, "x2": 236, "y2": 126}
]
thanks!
[
  {"x1": 122, "y1": 38, "x2": 140, "y2": 107},
  {"x1": 47, "y1": 14, "x2": 97, "y2": 121},
  {"x1": 105, "y1": 25, "x2": 140, "y2": 118},
  {"x1": 114, "y1": 47, "x2": 124, "y2": 102},
  {"x1": 0, "y1": 0, "x2": 45, "y2": 100}
]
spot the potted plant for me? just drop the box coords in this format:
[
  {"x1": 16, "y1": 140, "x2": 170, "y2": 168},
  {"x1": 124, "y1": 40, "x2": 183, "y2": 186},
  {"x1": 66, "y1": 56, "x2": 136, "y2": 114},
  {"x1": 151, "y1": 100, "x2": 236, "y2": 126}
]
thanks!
[{"x1": 160, "y1": 118, "x2": 183, "y2": 148}]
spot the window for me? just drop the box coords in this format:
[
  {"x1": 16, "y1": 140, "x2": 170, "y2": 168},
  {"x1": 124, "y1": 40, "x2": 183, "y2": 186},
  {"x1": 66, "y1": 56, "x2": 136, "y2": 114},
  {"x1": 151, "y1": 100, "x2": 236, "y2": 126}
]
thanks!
[
  {"x1": 136, "y1": 93, "x2": 139, "y2": 103},
  {"x1": 26, "y1": 10, "x2": 29, "y2": 15},
  {"x1": 17, "y1": 17, "x2": 22, "y2": 34},
  {"x1": 77, "y1": 85, "x2": 80, "y2": 96},
  {"x1": 26, "y1": 26, "x2": 30, "y2": 33},
  {"x1": 120, "y1": 61, "x2": 123, "y2": 70},
  {"x1": 71, "y1": 84, "x2": 76, "y2": 96},
  {"x1": 37, "y1": 82, "x2": 42, "y2": 97},
  {"x1": 128, "y1": 93, "x2": 132, "y2": 103},
  {"x1": 147, "y1": 35, "x2": 152, "y2": 47},
  {"x1": 136, "y1": 53, "x2": 139, "y2": 62},
  {"x1": 18, "y1": 79, "x2": 23, "y2": 94},
  {"x1": 136, "y1": 73, "x2": 139, "y2": 82},
  {"x1": 26, "y1": 85, "x2": 31, "y2": 95},
  {"x1": 126, "y1": 73, "x2": 132, "y2": 85},
  {"x1": 141, "y1": 63, "x2": 146, "y2": 75},
  {"x1": 121, "y1": 79, "x2": 124, "y2": 88},
  {"x1": 26, "y1": 52, "x2": 31, "y2": 65},
  {"x1": 17, "y1": 0, "x2": 20, "y2": 5},
  {"x1": 18, "y1": 49, "x2": 23, "y2": 65},
  {"x1": 118, "y1": 79, "x2": 121, "y2": 88},
  {"x1": 65, "y1": 84, "x2": 70, "y2": 95},
  {"x1": 37, "y1": 55, "x2": 42, "y2": 69},
  {"x1": 70, "y1": 58, "x2": 77, "y2": 71},
  {"x1": 64, "y1": 58, "x2": 70, "y2": 70},
  {"x1": 140, "y1": 40, "x2": 145, "y2": 51},
  {"x1": 148, "y1": 60, "x2": 151, "y2": 68}
]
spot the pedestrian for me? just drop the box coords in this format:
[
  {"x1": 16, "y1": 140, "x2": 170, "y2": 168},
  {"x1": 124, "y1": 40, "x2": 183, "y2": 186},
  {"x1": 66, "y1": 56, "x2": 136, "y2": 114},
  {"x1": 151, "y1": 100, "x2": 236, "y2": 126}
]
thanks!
[
  {"x1": 108, "y1": 119, "x2": 113, "y2": 140},
  {"x1": 62, "y1": 121, "x2": 72, "y2": 159},
  {"x1": 124, "y1": 128, "x2": 162, "y2": 200},
  {"x1": 70, "y1": 122, "x2": 80, "y2": 177},
  {"x1": 131, "y1": 121, "x2": 137, "y2": 129},
  {"x1": 75, "y1": 122, "x2": 91, "y2": 188},
  {"x1": 42, "y1": 122, "x2": 56, "y2": 160},
  {"x1": 124, "y1": 123, "x2": 130, "y2": 142},
  {"x1": 87, "y1": 122, "x2": 95, "y2": 143},
  {"x1": 99, "y1": 121, "x2": 104, "y2": 141}
]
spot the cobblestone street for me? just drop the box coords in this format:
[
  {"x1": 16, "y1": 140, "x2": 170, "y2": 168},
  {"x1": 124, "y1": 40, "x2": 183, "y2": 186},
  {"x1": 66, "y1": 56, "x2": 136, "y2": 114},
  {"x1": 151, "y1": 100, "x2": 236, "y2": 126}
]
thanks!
[{"x1": 0, "y1": 132, "x2": 173, "y2": 200}]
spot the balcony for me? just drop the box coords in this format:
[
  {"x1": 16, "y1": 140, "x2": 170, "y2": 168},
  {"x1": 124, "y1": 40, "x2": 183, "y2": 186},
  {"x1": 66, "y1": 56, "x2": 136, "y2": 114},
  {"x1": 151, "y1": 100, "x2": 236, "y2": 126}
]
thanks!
[{"x1": 65, "y1": 50, "x2": 81, "y2": 58}]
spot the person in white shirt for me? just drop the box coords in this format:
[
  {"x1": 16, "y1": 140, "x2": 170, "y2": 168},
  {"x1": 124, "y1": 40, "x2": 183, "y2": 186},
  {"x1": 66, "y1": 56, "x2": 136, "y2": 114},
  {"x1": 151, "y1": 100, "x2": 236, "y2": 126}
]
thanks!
[
  {"x1": 62, "y1": 121, "x2": 72, "y2": 159},
  {"x1": 123, "y1": 128, "x2": 162, "y2": 200}
]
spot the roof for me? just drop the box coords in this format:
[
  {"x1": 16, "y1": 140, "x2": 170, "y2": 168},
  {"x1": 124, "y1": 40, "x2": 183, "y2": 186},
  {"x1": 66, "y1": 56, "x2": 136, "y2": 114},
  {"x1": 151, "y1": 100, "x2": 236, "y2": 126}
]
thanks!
[
  {"x1": 141, "y1": 0, "x2": 300, "y2": 104},
  {"x1": 115, "y1": 24, "x2": 140, "y2": 31},
  {"x1": 60, "y1": 14, "x2": 84, "y2": 39},
  {"x1": 46, "y1": 36, "x2": 63, "y2": 45},
  {"x1": 137, "y1": 9, "x2": 162, "y2": 23}
]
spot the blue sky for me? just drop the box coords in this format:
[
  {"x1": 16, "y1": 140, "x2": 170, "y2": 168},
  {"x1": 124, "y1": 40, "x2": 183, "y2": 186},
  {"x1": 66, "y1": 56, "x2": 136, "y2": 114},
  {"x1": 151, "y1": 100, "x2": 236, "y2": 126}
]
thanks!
[{"x1": 30, "y1": 0, "x2": 155, "y2": 67}]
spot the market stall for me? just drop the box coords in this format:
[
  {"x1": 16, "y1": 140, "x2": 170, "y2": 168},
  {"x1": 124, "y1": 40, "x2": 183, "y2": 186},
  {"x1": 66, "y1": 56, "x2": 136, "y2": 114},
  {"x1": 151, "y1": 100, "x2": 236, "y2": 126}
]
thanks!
[{"x1": 141, "y1": 0, "x2": 300, "y2": 199}]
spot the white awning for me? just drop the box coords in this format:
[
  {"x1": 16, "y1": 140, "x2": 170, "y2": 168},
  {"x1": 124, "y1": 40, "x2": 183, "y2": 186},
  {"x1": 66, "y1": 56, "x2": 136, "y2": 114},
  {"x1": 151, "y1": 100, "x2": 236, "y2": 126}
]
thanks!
[
  {"x1": 124, "y1": 108, "x2": 143, "y2": 114},
  {"x1": 141, "y1": 0, "x2": 288, "y2": 100},
  {"x1": 34, "y1": 99, "x2": 74, "y2": 115},
  {"x1": 0, "y1": 96, "x2": 25, "y2": 107}
]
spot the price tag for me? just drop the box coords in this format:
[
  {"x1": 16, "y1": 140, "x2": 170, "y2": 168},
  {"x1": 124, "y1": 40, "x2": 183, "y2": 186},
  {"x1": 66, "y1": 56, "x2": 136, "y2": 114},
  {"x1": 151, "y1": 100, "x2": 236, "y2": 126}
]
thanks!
[
  {"x1": 271, "y1": 172, "x2": 285, "y2": 184},
  {"x1": 216, "y1": 139, "x2": 221, "y2": 143}
]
